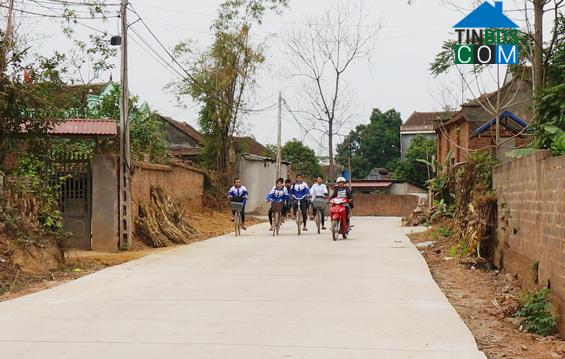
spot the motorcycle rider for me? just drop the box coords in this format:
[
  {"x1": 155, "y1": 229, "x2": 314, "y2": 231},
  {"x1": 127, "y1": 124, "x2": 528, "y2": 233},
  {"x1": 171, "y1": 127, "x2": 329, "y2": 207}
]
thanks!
[
  {"x1": 330, "y1": 177, "x2": 353, "y2": 226},
  {"x1": 310, "y1": 175, "x2": 329, "y2": 230},
  {"x1": 290, "y1": 174, "x2": 310, "y2": 231}
]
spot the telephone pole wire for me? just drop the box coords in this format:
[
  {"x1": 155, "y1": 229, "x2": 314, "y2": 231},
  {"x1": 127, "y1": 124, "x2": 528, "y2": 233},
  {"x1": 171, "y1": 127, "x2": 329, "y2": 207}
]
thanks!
[{"x1": 119, "y1": 0, "x2": 132, "y2": 250}]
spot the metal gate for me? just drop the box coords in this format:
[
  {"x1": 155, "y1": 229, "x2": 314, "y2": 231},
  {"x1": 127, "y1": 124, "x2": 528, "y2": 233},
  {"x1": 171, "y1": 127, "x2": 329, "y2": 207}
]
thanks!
[{"x1": 47, "y1": 152, "x2": 92, "y2": 250}]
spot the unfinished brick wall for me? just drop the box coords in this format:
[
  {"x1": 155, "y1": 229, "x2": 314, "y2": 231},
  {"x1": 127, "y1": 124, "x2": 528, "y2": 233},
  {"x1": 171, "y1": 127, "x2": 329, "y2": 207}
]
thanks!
[
  {"x1": 131, "y1": 161, "x2": 205, "y2": 222},
  {"x1": 493, "y1": 151, "x2": 565, "y2": 331},
  {"x1": 353, "y1": 193, "x2": 419, "y2": 217}
]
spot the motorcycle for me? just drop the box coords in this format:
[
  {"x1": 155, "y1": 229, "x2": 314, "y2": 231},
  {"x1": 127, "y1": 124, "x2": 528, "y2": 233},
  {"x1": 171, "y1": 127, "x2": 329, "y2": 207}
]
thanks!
[{"x1": 329, "y1": 197, "x2": 350, "y2": 241}]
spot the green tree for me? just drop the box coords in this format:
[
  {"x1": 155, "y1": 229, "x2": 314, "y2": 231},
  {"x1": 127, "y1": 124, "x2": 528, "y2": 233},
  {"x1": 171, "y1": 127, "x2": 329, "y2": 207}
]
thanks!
[
  {"x1": 281, "y1": 139, "x2": 322, "y2": 179},
  {"x1": 93, "y1": 86, "x2": 168, "y2": 162},
  {"x1": 336, "y1": 109, "x2": 402, "y2": 179},
  {"x1": 170, "y1": 0, "x2": 288, "y2": 184},
  {"x1": 390, "y1": 135, "x2": 436, "y2": 187}
]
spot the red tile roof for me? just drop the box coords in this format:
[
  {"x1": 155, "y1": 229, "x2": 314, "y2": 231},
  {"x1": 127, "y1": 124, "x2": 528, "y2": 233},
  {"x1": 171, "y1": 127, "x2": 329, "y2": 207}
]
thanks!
[
  {"x1": 49, "y1": 119, "x2": 117, "y2": 136},
  {"x1": 158, "y1": 115, "x2": 203, "y2": 144}
]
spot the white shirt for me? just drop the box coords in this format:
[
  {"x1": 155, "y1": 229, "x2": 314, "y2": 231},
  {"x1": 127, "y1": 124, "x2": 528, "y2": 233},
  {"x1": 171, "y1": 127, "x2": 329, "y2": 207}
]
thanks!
[{"x1": 310, "y1": 183, "x2": 328, "y2": 199}]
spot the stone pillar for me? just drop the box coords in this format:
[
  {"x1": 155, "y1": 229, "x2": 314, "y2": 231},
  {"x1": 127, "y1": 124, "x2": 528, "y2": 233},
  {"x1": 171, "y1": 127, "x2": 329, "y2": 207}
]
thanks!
[{"x1": 91, "y1": 154, "x2": 119, "y2": 252}]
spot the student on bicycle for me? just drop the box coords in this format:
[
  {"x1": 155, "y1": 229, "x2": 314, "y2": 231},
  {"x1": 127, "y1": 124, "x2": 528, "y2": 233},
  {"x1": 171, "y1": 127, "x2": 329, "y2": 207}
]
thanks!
[
  {"x1": 228, "y1": 178, "x2": 248, "y2": 230},
  {"x1": 290, "y1": 174, "x2": 310, "y2": 231},
  {"x1": 266, "y1": 178, "x2": 289, "y2": 231},
  {"x1": 310, "y1": 175, "x2": 329, "y2": 230}
]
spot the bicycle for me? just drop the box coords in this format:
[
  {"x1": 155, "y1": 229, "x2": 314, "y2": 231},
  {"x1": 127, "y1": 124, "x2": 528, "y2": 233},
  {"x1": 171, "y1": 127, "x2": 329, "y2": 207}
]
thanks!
[
  {"x1": 312, "y1": 197, "x2": 328, "y2": 234},
  {"x1": 270, "y1": 201, "x2": 284, "y2": 236},
  {"x1": 292, "y1": 194, "x2": 307, "y2": 236},
  {"x1": 231, "y1": 201, "x2": 244, "y2": 236}
]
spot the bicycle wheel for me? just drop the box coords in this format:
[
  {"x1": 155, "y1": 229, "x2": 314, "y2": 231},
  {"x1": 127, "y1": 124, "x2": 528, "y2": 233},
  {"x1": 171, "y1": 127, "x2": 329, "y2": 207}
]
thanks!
[
  {"x1": 296, "y1": 209, "x2": 302, "y2": 236},
  {"x1": 234, "y1": 211, "x2": 240, "y2": 236},
  {"x1": 274, "y1": 212, "x2": 280, "y2": 236}
]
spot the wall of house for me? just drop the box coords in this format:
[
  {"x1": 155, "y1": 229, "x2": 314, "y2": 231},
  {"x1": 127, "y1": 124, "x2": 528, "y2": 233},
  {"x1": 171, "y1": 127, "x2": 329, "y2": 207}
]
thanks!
[
  {"x1": 130, "y1": 161, "x2": 205, "y2": 223},
  {"x1": 493, "y1": 151, "x2": 565, "y2": 331},
  {"x1": 236, "y1": 158, "x2": 289, "y2": 213},
  {"x1": 165, "y1": 123, "x2": 200, "y2": 148},
  {"x1": 400, "y1": 133, "x2": 436, "y2": 159},
  {"x1": 352, "y1": 193, "x2": 419, "y2": 217}
]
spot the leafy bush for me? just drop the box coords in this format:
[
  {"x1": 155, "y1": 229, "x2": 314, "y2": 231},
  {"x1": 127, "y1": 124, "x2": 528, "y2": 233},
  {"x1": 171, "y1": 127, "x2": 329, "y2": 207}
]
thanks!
[{"x1": 515, "y1": 288, "x2": 558, "y2": 336}]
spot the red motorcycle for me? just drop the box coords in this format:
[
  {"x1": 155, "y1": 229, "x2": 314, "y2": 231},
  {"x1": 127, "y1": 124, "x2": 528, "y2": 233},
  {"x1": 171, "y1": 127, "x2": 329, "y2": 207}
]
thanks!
[{"x1": 329, "y1": 197, "x2": 350, "y2": 241}]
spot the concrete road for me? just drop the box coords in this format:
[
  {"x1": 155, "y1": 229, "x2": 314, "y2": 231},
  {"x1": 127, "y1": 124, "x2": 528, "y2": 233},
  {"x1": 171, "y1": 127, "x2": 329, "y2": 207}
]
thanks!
[{"x1": 0, "y1": 217, "x2": 486, "y2": 359}]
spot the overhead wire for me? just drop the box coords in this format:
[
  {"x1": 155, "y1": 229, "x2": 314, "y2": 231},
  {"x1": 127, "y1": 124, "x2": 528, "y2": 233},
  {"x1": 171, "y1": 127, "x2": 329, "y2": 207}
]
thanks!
[
  {"x1": 127, "y1": 2, "x2": 278, "y2": 114},
  {"x1": 0, "y1": 3, "x2": 118, "y2": 19}
]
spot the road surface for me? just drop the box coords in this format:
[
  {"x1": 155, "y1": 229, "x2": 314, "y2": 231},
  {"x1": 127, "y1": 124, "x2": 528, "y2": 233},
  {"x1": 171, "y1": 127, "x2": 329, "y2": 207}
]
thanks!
[{"x1": 0, "y1": 217, "x2": 486, "y2": 359}]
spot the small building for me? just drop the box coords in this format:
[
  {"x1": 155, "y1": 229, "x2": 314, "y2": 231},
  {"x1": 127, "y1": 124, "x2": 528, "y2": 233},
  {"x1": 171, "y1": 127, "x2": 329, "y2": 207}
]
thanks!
[
  {"x1": 365, "y1": 167, "x2": 390, "y2": 180},
  {"x1": 435, "y1": 77, "x2": 533, "y2": 164},
  {"x1": 235, "y1": 154, "x2": 290, "y2": 213},
  {"x1": 157, "y1": 115, "x2": 203, "y2": 163},
  {"x1": 401, "y1": 111, "x2": 451, "y2": 159},
  {"x1": 350, "y1": 180, "x2": 428, "y2": 205}
]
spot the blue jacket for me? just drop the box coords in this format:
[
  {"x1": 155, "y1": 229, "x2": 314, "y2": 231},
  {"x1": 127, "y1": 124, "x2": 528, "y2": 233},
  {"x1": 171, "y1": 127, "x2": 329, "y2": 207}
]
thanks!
[
  {"x1": 266, "y1": 186, "x2": 289, "y2": 202},
  {"x1": 228, "y1": 185, "x2": 248, "y2": 205},
  {"x1": 290, "y1": 182, "x2": 310, "y2": 199}
]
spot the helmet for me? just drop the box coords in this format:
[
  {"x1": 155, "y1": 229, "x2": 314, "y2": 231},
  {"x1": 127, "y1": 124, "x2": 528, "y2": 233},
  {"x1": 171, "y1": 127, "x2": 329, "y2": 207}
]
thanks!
[{"x1": 336, "y1": 176, "x2": 346, "y2": 183}]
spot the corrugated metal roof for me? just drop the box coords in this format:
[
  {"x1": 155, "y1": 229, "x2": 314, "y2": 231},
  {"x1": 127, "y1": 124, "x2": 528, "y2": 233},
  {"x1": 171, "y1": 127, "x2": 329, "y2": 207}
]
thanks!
[{"x1": 49, "y1": 119, "x2": 117, "y2": 136}]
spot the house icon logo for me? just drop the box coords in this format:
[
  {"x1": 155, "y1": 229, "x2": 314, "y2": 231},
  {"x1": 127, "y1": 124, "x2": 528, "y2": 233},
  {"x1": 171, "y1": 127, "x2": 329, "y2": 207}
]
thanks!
[{"x1": 453, "y1": 1, "x2": 519, "y2": 65}]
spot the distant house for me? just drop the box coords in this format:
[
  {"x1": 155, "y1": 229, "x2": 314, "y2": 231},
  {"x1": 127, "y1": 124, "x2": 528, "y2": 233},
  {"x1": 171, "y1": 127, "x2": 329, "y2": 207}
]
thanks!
[
  {"x1": 400, "y1": 112, "x2": 451, "y2": 158},
  {"x1": 350, "y1": 179, "x2": 428, "y2": 204},
  {"x1": 365, "y1": 167, "x2": 390, "y2": 180},
  {"x1": 435, "y1": 77, "x2": 533, "y2": 164},
  {"x1": 232, "y1": 136, "x2": 267, "y2": 156},
  {"x1": 157, "y1": 115, "x2": 203, "y2": 163}
]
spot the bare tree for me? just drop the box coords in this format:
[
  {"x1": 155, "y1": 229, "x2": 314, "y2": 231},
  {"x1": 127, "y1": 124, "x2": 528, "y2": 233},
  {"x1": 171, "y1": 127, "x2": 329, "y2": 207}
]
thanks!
[{"x1": 284, "y1": 0, "x2": 380, "y2": 182}]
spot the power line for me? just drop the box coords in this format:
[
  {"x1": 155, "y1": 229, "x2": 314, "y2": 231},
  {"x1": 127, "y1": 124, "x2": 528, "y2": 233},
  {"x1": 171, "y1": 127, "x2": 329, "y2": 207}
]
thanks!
[
  {"x1": 281, "y1": 98, "x2": 327, "y2": 150},
  {"x1": 0, "y1": 3, "x2": 118, "y2": 19},
  {"x1": 127, "y1": 3, "x2": 278, "y2": 113}
]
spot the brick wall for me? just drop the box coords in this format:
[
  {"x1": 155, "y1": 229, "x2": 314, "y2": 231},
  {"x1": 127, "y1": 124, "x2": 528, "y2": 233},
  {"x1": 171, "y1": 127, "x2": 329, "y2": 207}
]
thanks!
[
  {"x1": 131, "y1": 161, "x2": 205, "y2": 222},
  {"x1": 493, "y1": 151, "x2": 565, "y2": 331},
  {"x1": 353, "y1": 193, "x2": 419, "y2": 217}
]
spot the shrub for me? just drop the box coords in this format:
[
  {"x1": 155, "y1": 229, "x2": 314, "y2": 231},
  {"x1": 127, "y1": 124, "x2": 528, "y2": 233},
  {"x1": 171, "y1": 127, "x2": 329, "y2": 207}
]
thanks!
[{"x1": 515, "y1": 288, "x2": 558, "y2": 336}]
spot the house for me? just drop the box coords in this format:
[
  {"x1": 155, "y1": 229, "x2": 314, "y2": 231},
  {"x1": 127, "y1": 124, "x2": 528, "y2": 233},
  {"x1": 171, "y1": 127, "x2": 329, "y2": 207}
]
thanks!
[
  {"x1": 350, "y1": 179, "x2": 428, "y2": 204},
  {"x1": 157, "y1": 115, "x2": 203, "y2": 163},
  {"x1": 365, "y1": 167, "x2": 390, "y2": 180},
  {"x1": 232, "y1": 136, "x2": 267, "y2": 156},
  {"x1": 435, "y1": 76, "x2": 533, "y2": 164},
  {"x1": 453, "y1": 1, "x2": 518, "y2": 29},
  {"x1": 234, "y1": 154, "x2": 290, "y2": 213},
  {"x1": 400, "y1": 112, "x2": 451, "y2": 158}
]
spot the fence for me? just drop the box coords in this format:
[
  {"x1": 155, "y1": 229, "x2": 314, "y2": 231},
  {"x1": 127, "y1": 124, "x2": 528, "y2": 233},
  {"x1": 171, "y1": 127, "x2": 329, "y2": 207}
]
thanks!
[{"x1": 353, "y1": 193, "x2": 419, "y2": 217}]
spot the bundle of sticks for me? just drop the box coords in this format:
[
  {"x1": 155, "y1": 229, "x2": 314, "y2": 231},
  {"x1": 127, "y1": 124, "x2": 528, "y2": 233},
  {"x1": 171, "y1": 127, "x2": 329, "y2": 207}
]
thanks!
[{"x1": 135, "y1": 185, "x2": 199, "y2": 248}]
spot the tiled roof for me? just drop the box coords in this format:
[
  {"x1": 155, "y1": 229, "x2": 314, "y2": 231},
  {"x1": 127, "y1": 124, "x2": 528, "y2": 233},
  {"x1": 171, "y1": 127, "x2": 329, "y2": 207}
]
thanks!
[
  {"x1": 233, "y1": 136, "x2": 266, "y2": 156},
  {"x1": 158, "y1": 115, "x2": 203, "y2": 144},
  {"x1": 401, "y1": 112, "x2": 451, "y2": 132},
  {"x1": 49, "y1": 119, "x2": 117, "y2": 136}
]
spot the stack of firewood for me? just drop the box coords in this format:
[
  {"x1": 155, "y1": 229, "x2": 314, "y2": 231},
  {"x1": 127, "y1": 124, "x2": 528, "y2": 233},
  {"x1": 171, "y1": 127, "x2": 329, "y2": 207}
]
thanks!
[{"x1": 136, "y1": 185, "x2": 199, "y2": 248}]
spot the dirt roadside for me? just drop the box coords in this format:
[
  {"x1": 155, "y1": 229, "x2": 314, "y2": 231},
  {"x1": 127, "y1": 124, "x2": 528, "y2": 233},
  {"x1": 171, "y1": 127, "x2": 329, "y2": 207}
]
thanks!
[
  {"x1": 410, "y1": 227, "x2": 565, "y2": 359},
  {"x1": 0, "y1": 209, "x2": 262, "y2": 302}
]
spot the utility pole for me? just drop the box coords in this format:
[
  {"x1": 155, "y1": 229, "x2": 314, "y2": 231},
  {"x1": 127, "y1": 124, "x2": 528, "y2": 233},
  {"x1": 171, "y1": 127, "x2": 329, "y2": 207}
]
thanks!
[
  {"x1": 0, "y1": 0, "x2": 15, "y2": 73},
  {"x1": 348, "y1": 138, "x2": 352, "y2": 190},
  {"x1": 276, "y1": 91, "x2": 282, "y2": 179},
  {"x1": 118, "y1": 0, "x2": 132, "y2": 250},
  {"x1": 495, "y1": 63, "x2": 501, "y2": 160}
]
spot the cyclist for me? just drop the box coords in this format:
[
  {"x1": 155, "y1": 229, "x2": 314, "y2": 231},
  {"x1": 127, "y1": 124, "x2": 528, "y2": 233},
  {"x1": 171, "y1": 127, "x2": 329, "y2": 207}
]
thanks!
[
  {"x1": 330, "y1": 177, "x2": 354, "y2": 226},
  {"x1": 266, "y1": 178, "x2": 289, "y2": 231},
  {"x1": 228, "y1": 178, "x2": 248, "y2": 230},
  {"x1": 310, "y1": 175, "x2": 329, "y2": 230},
  {"x1": 290, "y1": 174, "x2": 310, "y2": 231}
]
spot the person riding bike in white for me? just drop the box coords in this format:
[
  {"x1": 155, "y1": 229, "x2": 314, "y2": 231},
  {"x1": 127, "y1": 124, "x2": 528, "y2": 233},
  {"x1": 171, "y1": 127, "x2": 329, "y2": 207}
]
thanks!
[
  {"x1": 290, "y1": 174, "x2": 310, "y2": 231},
  {"x1": 228, "y1": 178, "x2": 248, "y2": 230},
  {"x1": 310, "y1": 175, "x2": 329, "y2": 230},
  {"x1": 330, "y1": 177, "x2": 354, "y2": 227},
  {"x1": 266, "y1": 178, "x2": 289, "y2": 231}
]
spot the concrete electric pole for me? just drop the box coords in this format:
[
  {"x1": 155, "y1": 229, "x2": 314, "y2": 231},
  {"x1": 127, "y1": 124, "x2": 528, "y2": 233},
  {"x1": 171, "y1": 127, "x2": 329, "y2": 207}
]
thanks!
[
  {"x1": 118, "y1": 0, "x2": 132, "y2": 250},
  {"x1": 276, "y1": 91, "x2": 282, "y2": 179}
]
